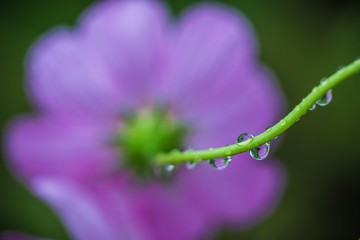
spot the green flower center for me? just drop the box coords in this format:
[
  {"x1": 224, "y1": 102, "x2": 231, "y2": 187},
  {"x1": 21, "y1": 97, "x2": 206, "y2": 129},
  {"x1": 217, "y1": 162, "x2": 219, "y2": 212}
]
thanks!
[{"x1": 115, "y1": 106, "x2": 188, "y2": 179}]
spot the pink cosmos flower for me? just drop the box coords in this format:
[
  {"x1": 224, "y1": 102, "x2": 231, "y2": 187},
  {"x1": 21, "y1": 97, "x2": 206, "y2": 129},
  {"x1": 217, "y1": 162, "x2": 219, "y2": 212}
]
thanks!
[{"x1": 6, "y1": 1, "x2": 285, "y2": 239}]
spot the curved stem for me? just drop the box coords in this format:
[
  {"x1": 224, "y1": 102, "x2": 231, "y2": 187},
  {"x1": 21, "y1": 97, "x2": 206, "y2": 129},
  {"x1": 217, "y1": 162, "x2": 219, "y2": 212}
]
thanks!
[{"x1": 154, "y1": 58, "x2": 360, "y2": 166}]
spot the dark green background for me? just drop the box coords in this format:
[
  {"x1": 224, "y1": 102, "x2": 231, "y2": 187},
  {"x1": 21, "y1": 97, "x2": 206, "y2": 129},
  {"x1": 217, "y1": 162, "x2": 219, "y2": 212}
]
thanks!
[{"x1": 1, "y1": 0, "x2": 360, "y2": 239}]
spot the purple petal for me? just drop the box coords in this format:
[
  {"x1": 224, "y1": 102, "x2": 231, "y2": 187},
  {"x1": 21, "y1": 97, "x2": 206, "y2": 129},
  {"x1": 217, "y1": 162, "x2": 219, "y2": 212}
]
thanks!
[
  {"x1": 159, "y1": 5, "x2": 284, "y2": 148},
  {"x1": 27, "y1": 29, "x2": 123, "y2": 118},
  {"x1": 128, "y1": 182, "x2": 208, "y2": 240},
  {"x1": 32, "y1": 174, "x2": 211, "y2": 240},
  {"x1": 80, "y1": 0, "x2": 169, "y2": 107},
  {"x1": 6, "y1": 116, "x2": 117, "y2": 181},
  {"x1": 33, "y1": 178, "x2": 147, "y2": 240},
  {"x1": 188, "y1": 68, "x2": 284, "y2": 149},
  {"x1": 178, "y1": 156, "x2": 285, "y2": 228},
  {"x1": 160, "y1": 4, "x2": 257, "y2": 102},
  {"x1": 6, "y1": 2, "x2": 287, "y2": 240}
]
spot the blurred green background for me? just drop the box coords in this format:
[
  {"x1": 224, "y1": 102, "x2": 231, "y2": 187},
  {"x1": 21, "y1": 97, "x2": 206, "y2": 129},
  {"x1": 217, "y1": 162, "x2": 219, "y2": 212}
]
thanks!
[{"x1": 1, "y1": 0, "x2": 359, "y2": 239}]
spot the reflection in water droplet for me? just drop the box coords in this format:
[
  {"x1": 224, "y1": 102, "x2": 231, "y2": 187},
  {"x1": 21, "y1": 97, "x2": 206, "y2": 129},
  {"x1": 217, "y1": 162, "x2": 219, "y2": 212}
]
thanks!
[
  {"x1": 236, "y1": 133, "x2": 254, "y2": 144},
  {"x1": 185, "y1": 161, "x2": 197, "y2": 170},
  {"x1": 209, "y1": 156, "x2": 231, "y2": 170},
  {"x1": 309, "y1": 104, "x2": 316, "y2": 111},
  {"x1": 316, "y1": 90, "x2": 332, "y2": 106},
  {"x1": 250, "y1": 142, "x2": 270, "y2": 160}
]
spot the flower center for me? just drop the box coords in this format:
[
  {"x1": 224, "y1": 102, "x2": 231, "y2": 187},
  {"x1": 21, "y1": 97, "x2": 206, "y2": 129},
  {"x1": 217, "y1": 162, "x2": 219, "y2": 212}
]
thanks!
[{"x1": 116, "y1": 106, "x2": 188, "y2": 179}]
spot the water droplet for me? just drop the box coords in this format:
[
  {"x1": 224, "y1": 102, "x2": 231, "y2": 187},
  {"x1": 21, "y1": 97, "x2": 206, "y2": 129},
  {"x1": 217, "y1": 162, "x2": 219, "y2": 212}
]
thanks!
[
  {"x1": 295, "y1": 106, "x2": 301, "y2": 112},
  {"x1": 316, "y1": 90, "x2": 332, "y2": 106},
  {"x1": 309, "y1": 104, "x2": 316, "y2": 111},
  {"x1": 185, "y1": 161, "x2": 197, "y2": 170},
  {"x1": 265, "y1": 127, "x2": 271, "y2": 132},
  {"x1": 154, "y1": 164, "x2": 176, "y2": 178},
  {"x1": 236, "y1": 133, "x2": 254, "y2": 144},
  {"x1": 250, "y1": 142, "x2": 270, "y2": 160},
  {"x1": 209, "y1": 156, "x2": 231, "y2": 170},
  {"x1": 320, "y1": 78, "x2": 328, "y2": 85},
  {"x1": 165, "y1": 164, "x2": 175, "y2": 172},
  {"x1": 280, "y1": 119, "x2": 287, "y2": 126}
]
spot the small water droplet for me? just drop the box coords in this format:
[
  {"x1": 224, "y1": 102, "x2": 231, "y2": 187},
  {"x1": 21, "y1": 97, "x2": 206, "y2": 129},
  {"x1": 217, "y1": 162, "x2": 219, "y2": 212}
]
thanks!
[
  {"x1": 154, "y1": 164, "x2": 176, "y2": 178},
  {"x1": 309, "y1": 104, "x2": 316, "y2": 111},
  {"x1": 316, "y1": 90, "x2": 332, "y2": 106},
  {"x1": 295, "y1": 106, "x2": 301, "y2": 112},
  {"x1": 209, "y1": 156, "x2": 231, "y2": 170},
  {"x1": 165, "y1": 164, "x2": 175, "y2": 172},
  {"x1": 185, "y1": 161, "x2": 197, "y2": 170},
  {"x1": 320, "y1": 78, "x2": 328, "y2": 85},
  {"x1": 280, "y1": 119, "x2": 287, "y2": 126},
  {"x1": 250, "y1": 142, "x2": 270, "y2": 160},
  {"x1": 236, "y1": 133, "x2": 254, "y2": 144}
]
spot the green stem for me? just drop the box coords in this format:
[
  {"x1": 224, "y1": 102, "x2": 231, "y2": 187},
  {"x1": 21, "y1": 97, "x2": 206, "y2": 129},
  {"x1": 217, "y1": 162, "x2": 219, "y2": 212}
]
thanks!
[{"x1": 154, "y1": 58, "x2": 360, "y2": 166}]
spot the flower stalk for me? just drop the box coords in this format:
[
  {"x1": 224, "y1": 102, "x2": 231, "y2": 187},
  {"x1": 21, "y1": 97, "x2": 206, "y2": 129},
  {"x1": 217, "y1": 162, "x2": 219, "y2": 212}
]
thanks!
[{"x1": 155, "y1": 58, "x2": 360, "y2": 165}]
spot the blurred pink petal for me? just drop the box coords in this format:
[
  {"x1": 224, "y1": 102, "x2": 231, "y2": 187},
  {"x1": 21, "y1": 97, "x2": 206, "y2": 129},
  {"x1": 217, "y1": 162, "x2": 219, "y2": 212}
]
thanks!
[{"x1": 6, "y1": 1, "x2": 286, "y2": 240}]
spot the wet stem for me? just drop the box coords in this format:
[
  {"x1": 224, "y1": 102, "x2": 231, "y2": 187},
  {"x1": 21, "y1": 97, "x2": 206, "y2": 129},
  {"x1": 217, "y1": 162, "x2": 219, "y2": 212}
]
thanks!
[{"x1": 154, "y1": 58, "x2": 360, "y2": 166}]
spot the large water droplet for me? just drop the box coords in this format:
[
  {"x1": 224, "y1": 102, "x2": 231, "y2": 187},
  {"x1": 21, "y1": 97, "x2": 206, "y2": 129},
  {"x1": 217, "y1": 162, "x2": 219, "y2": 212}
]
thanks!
[
  {"x1": 236, "y1": 133, "x2": 254, "y2": 144},
  {"x1": 250, "y1": 142, "x2": 270, "y2": 160},
  {"x1": 185, "y1": 161, "x2": 197, "y2": 170},
  {"x1": 316, "y1": 90, "x2": 332, "y2": 106},
  {"x1": 209, "y1": 156, "x2": 231, "y2": 170},
  {"x1": 309, "y1": 104, "x2": 316, "y2": 111}
]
